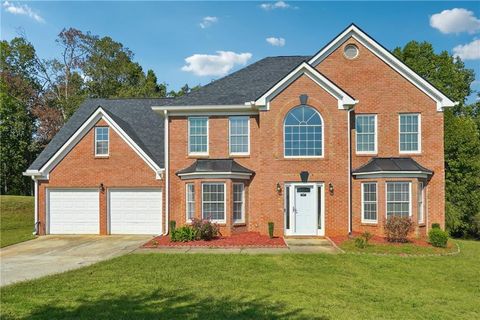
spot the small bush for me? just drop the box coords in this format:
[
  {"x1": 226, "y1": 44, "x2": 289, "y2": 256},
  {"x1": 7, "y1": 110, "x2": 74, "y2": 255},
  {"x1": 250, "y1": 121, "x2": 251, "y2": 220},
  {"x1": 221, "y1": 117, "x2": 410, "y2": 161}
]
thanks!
[
  {"x1": 354, "y1": 231, "x2": 373, "y2": 249},
  {"x1": 428, "y1": 228, "x2": 449, "y2": 248},
  {"x1": 431, "y1": 223, "x2": 441, "y2": 229},
  {"x1": 169, "y1": 220, "x2": 176, "y2": 239},
  {"x1": 191, "y1": 218, "x2": 220, "y2": 241},
  {"x1": 384, "y1": 216, "x2": 414, "y2": 243},
  {"x1": 268, "y1": 222, "x2": 274, "y2": 238},
  {"x1": 171, "y1": 226, "x2": 197, "y2": 242}
]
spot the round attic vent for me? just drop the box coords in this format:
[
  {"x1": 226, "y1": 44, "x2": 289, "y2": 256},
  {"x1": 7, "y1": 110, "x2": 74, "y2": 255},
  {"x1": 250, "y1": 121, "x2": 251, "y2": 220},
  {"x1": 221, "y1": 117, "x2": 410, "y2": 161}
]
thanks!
[{"x1": 344, "y1": 44, "x2": 359, "y2": 59}]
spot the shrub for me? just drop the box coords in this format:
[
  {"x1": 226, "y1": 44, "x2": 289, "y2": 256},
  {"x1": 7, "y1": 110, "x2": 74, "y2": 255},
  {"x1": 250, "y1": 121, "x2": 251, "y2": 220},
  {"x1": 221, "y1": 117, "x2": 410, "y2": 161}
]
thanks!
[
  {"x1": 171, "y1": 226, "x2": 197, "y2": 242},
  {"x1": 384, "y1": 216, "x2": 414, "y2": 243},
  {"x1": 354, "y1": 231, "x2": 373, "y2": 249},
  {"x1": 431, "y1": 223, "x2": 441, "y2": 229},
  {"x1": 428, "y1": 228, "x2": 449, "y2": 248},
  {"x1": 268, "y1": 222, "x2": 274, "y2": 238},
  {"x1": 169, "y1": 220, "x2": 176, "y2": 239},
  {"x1": 191, "y1": 218, "x2": 220, "y2": 241}
]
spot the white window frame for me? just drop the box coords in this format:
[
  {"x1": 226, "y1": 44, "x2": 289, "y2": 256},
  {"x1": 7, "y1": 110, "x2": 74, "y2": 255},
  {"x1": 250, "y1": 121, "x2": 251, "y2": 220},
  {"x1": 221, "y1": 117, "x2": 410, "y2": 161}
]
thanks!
[
  {"x1": 283, "y1": 106, "x2": 324, "y2": 159},
  {"x1": 385, "y1": 181, "x2": 412, "y2": 218},
  {"x1": 229, "y1": 116, "x2": 250, "y2": 156},
  {"x1": 356, "y1": 114, "x2": 377, "y2": 154},
  {"x1": 94, "y1": 127, "x2": 109, "y2": 156},
  {"x1": 232, "y1": 183, "x2": 245, "y2": 223},
  {"x1": 201, "y1": 182, "x2": 226, "y2": 223},
  {"x1": 188, "y1": 117, "x2": 209, "y2": 156},
  {"x1": 399, "y1": 113, "x2": 421, "y2": 154},
  {"x1": 186, "y1": 183, "x2": 195, "y2": 222},
  {"x1": 361, "y1": 182, "x2": 378, "y2": 224},
  {"x1": 418, "y1": 182, "x2": 425, "y2": 224}
]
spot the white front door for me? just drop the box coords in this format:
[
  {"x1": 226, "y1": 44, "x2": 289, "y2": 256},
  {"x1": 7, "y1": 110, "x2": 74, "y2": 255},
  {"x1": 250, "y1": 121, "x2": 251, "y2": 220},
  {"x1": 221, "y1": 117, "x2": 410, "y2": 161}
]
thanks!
[
  {"x1": 108, "y1": 189, "x2": 162, "y2": 235},
  {"x1": 294, "y1": 186, "x2": 317, "y2": 235}
]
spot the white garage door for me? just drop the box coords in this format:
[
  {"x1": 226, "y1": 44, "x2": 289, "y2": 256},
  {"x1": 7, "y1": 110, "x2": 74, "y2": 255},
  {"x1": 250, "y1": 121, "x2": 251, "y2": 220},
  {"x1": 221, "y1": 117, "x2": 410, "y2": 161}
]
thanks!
[
  {"x1": 109, "y1": 189, "x2": 162, "y2": 235},
  {"x1": 48, "y1": 189, "x2": 100, "y2": 234}
]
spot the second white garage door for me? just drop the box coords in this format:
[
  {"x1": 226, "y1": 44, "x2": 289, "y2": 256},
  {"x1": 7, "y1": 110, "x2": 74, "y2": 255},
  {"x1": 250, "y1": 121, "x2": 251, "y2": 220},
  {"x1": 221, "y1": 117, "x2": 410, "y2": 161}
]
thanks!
[{"x1": 108, "y1": 189, "x2": 162, "y2": 235}]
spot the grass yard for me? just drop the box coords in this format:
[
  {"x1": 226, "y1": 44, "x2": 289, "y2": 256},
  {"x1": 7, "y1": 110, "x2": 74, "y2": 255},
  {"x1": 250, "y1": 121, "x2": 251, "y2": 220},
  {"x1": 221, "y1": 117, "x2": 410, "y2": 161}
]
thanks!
[
  {"x1": 1, "y1": 240, "x2": 479, "y2": 319},
  {"x1": 339, "y1": 239, "x2": 459, "y2": 255},
  {"x1": 0, "y1": 195, "x2": 35, "y2": 247}
]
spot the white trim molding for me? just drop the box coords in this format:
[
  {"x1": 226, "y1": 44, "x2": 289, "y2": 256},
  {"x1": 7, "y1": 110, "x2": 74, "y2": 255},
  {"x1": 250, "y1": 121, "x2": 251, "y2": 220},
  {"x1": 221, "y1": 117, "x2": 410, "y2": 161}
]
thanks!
[
  {"x1": 254, "y1": 62, "x2": 358, "y2": 110},
  {"x1": 23, "y1": 107, "x2": 164, "y2": 180},
  {"x1": 308, "y1": 24, "x2": 456, "y2": 111}
]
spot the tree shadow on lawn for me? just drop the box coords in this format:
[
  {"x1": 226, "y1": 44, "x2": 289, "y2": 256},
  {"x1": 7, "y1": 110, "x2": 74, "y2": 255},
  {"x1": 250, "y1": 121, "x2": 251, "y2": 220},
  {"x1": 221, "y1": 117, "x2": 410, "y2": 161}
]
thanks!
[{"x1": 19, "y1": 290, "x2": 330, "y2": 320}]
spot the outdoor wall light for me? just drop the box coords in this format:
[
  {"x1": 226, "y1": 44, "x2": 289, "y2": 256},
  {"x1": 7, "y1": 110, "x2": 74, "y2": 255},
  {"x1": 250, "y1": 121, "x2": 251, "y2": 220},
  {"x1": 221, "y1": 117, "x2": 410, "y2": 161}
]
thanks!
[
  {"x1": 329, "y1": 183, "x2": 334, "y2": 194},
  {"x1": 99, "y1": 183, "x2": 105, "y2": 193},
  {"x1": 276, "y1": 183, "x2": 282, "y2": 194}
]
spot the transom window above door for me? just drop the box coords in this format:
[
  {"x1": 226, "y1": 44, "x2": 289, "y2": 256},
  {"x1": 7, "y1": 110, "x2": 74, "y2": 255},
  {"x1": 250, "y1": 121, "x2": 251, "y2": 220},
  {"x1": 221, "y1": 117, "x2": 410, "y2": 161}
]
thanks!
[{"x1": 284, "y1": 105, "x2": 323, "y2": 157}]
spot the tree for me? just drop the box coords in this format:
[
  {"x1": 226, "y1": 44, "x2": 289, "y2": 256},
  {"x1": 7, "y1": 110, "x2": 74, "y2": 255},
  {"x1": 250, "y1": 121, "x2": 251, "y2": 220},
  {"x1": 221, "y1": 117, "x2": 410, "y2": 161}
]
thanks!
[
  {"x1": 0, "y1": 38, "x2": 39, "y2": 195},
  {"x1": 168, "y1": 83, "x2": 201, "y2": 97},
  {"x1": 394, "y1": 41, "x2": 480, "y2": 238}
]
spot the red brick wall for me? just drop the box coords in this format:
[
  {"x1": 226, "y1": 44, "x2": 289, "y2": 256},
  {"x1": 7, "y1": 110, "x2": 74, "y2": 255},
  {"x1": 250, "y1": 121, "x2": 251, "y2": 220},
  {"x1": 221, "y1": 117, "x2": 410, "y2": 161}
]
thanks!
[{"x1": 37, "y1": 119, "x2": 164, "y2": 235}]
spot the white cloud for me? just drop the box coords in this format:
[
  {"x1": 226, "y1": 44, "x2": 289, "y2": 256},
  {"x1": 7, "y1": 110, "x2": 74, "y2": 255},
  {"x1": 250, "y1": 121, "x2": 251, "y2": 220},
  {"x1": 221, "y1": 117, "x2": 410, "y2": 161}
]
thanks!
[
  {"x1": 430, "y1": 8, "x2": 480, "y2": 34},
  {"x1": 266, "y1": 37, "x2": 286, "y2": 47},
  {"x1": 181, "y1": 51, "x2": 252, "y2": 77},
  {"x1": 199, "y1": 16, "x2": 218, "y2": 29},
  {"x1": 453, "y1": 39, "x2": 480, "y2": 60},
  {"x1": 2, "y1": 1, "x2": 45, "y2": 23},
  {"x1": 260, "y1": 1, "x2": 290, "y2": 10}
]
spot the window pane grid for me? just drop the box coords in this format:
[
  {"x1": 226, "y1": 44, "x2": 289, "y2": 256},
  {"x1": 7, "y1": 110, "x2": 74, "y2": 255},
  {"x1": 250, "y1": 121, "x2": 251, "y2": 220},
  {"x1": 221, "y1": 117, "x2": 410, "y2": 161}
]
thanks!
[
  {"x1": 284, "y1": 106, "x2": 323, "y2": 157},
  {"x1": 362, "y1": 183, "x2": 377, "y2": 221},
  {"x1": 356, "y1": 115, "x2": 376, "y2": 152},
  {"x1": 95, "y1": 127, "x2": 109, "y2": 155},
  {"x1": 202, "y1": 183, "x2": 225, "y2": 221},
  {"x1": 233, "y1": 183, "x2": 244, "y2": 222},
  {"x1": 186, "y1": 184, "x2": 195, "y2": 221},
  {"x1": 400, "y1": 114, "x2": 419, "y2": 152},
  {"x1": 418, "y1": 182, "x2": 424, "y2": 223},
  {"x1": 229, "y1": 117, "x2": 249, "y2": 154},
  {"x1": 189, "y1": 117, "x2": 208, "y2": 153},
  {"x1": 386, "y1": 182, "x2": 410, "y2": 218}
]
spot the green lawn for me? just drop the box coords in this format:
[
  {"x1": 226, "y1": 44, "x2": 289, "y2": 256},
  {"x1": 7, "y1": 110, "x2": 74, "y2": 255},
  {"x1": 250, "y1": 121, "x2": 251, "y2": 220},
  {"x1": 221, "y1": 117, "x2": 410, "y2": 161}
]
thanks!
[
  {"x1": 339, "y1": 239, "x2": 459, "y2": 255},
  {"x1": 1, "y1": 240, "x2": 479, "y2": 319},
  {"x1": 0, "y1": 195, "x2": 35, "y2": 247}
]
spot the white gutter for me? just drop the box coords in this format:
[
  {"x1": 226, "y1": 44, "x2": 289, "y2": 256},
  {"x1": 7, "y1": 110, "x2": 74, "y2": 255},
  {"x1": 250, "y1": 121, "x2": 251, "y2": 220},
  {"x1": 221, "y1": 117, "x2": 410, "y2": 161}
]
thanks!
[
  {"x1": 164, "y1": 110, "x2": 170, "y2": 236},
  {"x1": 347, "y1": 108, "x2": 354, "y2": 234},
  {"x1": 32, "y1": 177, "x2": 39, "y2": 235}
]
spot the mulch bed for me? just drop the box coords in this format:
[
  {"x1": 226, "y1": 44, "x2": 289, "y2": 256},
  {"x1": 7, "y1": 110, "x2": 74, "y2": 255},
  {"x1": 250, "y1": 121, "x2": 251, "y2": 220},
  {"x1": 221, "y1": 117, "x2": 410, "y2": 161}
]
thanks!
[
  {"x1": 329, "y1": 232, "x2": 433, "y2": 247},
  {"x1": 143, "y1": 232, "x2": 287, "y2": 248}
]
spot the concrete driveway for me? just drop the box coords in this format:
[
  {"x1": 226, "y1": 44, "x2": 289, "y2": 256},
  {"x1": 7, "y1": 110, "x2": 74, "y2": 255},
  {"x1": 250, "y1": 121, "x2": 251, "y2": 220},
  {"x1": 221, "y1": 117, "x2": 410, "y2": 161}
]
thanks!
[{"x1": 0, "y1": 235, "x2": 152, "y2": 287}]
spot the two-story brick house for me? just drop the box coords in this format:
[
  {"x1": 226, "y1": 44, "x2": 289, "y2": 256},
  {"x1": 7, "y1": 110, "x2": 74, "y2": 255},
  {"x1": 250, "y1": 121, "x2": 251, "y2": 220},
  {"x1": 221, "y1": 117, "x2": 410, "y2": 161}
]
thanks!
[{"x1": 25, "y1": 24, "x2": 455, "y2": 238}]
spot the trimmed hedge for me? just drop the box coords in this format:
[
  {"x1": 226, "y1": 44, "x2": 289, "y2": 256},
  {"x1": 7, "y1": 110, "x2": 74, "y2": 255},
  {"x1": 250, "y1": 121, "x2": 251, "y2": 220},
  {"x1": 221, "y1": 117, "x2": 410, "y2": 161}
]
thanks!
[{"x1": 429, "y1": 228, "x2": 449, "y2": 248}]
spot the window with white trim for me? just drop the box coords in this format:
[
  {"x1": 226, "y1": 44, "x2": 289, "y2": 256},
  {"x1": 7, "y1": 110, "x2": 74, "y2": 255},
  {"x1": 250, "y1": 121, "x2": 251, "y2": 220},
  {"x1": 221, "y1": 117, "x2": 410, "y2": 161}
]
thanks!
[
  {"x1": 284, "y1": 105, "x2": 323, "y2": 157},
  {"x1": 233, "y1": 183, "x2": 245, "y2": 223},
  {"x1": 186, "y1": 183, "x2": 195, "y2": 221},
  {"x1": 361, "y1": 182, "x2": 377, "y2": 223},
  {"x1": 95, "y1": 127, "x2": 109, "y2": 156},
  {"x1": 418, "y1": 182, "x2": 425, "y2": 224},
  {"x1": 188, "y1": 117, "x2": 208, "y2": 154},
  {"x1": 202, "y1": 183, "x2": 225, "y2": 222},
  {"x1": 386, "y1": 182, "x2": 411, "y2": 218},
  {"x1": 356, "y1": 115, "x2": 376, "y2": 153},
  {"x1": 399, "y1": 114, "x2": 420, "y2": 153},
  {"x1": 229, "y1": 116, "x2": 249, "y2": 155}
]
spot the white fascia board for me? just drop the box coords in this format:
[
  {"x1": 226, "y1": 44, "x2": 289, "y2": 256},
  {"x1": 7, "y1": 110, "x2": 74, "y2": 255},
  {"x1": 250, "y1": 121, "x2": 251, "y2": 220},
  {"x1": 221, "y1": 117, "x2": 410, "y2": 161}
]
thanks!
[
  {"x1": 254, "y1": 62, "x2": 357, "y2": 110},
  {"x1": 308, "y1": 25, "x2": 456, "y2": 111},
  {"x1": 151, "y1": 104, "x2": 257, "y2": 113},
  {"x1": 177, "y1": 172, "x2": 252, "y2": 180},
  {"x1": 39, "y1": 107, "x2": 164, "y2": 180}
]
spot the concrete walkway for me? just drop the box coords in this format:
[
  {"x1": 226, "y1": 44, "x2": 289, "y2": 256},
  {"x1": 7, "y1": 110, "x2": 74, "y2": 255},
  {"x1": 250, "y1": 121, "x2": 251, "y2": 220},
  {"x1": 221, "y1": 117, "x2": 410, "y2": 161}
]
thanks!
[
  {"x1": 0, "y1": 235, "x2": 152, "y2": 287},
  {"x1": 135, "y1": 238, "x2": 339, "y2": 254}
]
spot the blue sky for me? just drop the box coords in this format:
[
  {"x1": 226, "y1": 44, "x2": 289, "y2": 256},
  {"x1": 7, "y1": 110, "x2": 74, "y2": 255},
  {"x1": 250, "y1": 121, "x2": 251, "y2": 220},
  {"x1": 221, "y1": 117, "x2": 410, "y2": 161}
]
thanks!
[{"x1": 1, "y1": 1, "x2": 479, "y2": 101}]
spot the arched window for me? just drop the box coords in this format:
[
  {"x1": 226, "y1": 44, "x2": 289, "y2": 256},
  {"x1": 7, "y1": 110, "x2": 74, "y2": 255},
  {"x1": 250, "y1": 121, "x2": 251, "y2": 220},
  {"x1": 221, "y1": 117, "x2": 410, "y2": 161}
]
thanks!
[{"x1": 284, "y1": 105, "x2": 323, "y2": 157}]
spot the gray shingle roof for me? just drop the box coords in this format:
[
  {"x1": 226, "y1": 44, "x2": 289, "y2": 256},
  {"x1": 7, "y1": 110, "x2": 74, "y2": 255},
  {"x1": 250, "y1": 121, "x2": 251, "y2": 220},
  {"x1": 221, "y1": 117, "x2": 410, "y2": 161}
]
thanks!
[
  {"x1": 176, "y1": 159, "x2": 254, "y2": 176},
  {"x1": 168, "y1": 56, "x2": 310, "y2": 106},
  {"x1": 352, "y1": 157, "x2": 433, "y2": 175},
  {"x1": 28, "y1": 98, "x2": 171, "y2": 171}
]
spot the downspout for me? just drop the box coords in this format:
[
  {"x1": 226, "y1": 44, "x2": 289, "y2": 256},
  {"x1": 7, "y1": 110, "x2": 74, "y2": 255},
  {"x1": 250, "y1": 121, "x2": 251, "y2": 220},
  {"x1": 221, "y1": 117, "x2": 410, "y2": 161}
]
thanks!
[
  {"x1": 347, "y1": 107, "x2": 354, "y2": 234},
  {"x1": 32, "y1": 177, "x2": 39, "y2": 235},
  {"x1": 164, "y1": 110, "x2": 170, "y2": 235}
]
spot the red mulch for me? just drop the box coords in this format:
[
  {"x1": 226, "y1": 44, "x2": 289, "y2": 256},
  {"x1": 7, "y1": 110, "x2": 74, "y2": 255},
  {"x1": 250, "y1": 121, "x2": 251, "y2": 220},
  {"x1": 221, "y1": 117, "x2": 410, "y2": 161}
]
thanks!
[
  {"x1": 143, "y1": 232, "x2": 287, "y2": 248},
  {"x1": 329, "y1": 232, "x2": 432, "y2": 247}
]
